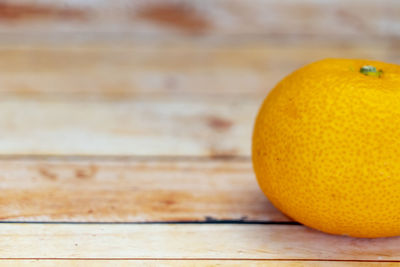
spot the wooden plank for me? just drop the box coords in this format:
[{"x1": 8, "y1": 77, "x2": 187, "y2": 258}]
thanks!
[
  {"x1": 0, "y1": 260, "x2": 398, "y2": 266},
  {"x1": 0, "y1": 96, "x2": 256, "y2": 156},
  {"x1": 0, "y1": 158, "x2": 287, "y2": 222},
  {"x1": 0, "y1": 42, "x2": 393, "y2": 97},
  {"x1": 1, "y1": 223, "x2": 400, "y2": 260},
  {"x1": 0, "y1": 42, "x2": 395, "y2": 156},
  {"x1": 0, "y1": 0, "x2": 398, "y2": 40}
]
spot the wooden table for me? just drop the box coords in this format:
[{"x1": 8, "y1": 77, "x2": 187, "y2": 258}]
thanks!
[{"x1": 0, "y1": 0, "x2": 400, "y2": 266}]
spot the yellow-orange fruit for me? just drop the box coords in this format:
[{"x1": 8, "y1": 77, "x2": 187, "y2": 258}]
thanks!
[{"x1": 252, "y1": 58, "x2": 400, "y2": 238}]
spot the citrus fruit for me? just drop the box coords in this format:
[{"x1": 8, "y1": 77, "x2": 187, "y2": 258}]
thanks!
[{"x1": 252, "y1": 58, "x2": 400, "y2": 238}]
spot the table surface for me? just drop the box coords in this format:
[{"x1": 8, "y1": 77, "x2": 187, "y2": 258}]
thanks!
[{"x1": 1, "y1": 0, "x2": 400, "y2": 266}]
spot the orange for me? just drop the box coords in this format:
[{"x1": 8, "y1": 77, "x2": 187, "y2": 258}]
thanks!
[{"x1": 252, "y1": 58, "x2": 400, "y2": 238}]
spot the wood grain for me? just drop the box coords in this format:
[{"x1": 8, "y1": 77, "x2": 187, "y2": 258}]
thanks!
[
  {"x1": 0, "y1": 158, "x2": 287, "y2": 222},
  {"x1": 0, "y1": 42, "x2": 394, "y2": 97},
  {"x1": 0, "y1": 1, "x2": 398, "y2": 263},
  {"x1": 0, "y1": 0, "x2": 398, "y2": 41},
  {"x1": 0, "y1": 42, "x2": 396, "y2": 156},
  {"x1": 0, "y1": 96, "x2": 256, "y2": 156},
  {"x1": 0, "y1": 260, "x2": 398, "y2": 266},
  {"x1": 1, "y1": 223, "x2": 400, "y2": 260}
]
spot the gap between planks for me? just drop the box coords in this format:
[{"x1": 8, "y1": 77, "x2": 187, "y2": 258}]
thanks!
[{"x1": 0, "y1": 154, "x2": 251, "y2": 162}]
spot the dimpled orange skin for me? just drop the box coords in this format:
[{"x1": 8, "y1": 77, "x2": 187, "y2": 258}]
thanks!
[{"x1": 252, "y1": 58, "x2": 400, "y2": 238}]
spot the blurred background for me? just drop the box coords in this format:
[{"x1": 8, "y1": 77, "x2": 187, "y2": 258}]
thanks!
[{"x1": 0, "y1": 0, "x2": 398, "y2": 158}]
